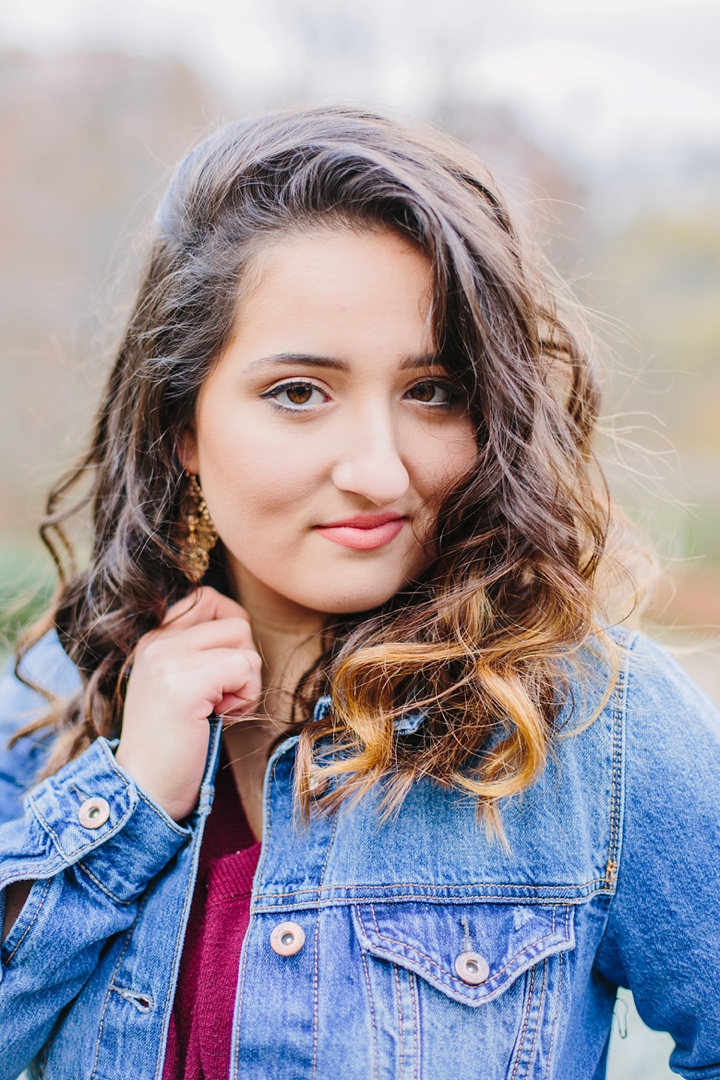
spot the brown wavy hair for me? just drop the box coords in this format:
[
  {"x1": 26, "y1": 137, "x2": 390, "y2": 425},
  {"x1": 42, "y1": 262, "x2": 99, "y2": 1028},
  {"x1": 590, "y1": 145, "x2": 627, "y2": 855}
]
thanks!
[{"x1": 15, "y1": 106, "x2": 623, "y2": 821}]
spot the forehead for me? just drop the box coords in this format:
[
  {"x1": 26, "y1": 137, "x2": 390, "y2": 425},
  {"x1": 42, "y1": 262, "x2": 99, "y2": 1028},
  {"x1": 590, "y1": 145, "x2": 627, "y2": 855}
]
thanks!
[{"x1": 230, "y1": 229, "x2": 435, "y2": 358}]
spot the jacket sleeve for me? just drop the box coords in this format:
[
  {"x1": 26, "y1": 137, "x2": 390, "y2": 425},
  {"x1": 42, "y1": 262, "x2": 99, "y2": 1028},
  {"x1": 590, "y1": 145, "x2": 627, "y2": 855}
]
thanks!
[
  {"x1": 0, "y1": 737, "x2": 190, "y2": 1079},
  {"x1": 0, "y1": 635, "x2": 191, "y2": 1080},
  {"x1": 0, "y1": 630, "x2": 82, "y2": 824},
  {"x1": 594, "y1": 635, "x2": 720, "y2": 1078}
]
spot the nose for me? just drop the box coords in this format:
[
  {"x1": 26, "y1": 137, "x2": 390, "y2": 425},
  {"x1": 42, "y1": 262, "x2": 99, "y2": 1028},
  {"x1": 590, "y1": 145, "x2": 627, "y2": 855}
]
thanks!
[{"x1": 331, "y1": 408, "x2": 410, "y2": 506}]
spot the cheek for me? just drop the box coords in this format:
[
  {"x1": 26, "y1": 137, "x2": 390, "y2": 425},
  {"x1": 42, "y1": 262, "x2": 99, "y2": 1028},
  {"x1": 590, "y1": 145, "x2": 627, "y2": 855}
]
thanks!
[
  {"x1": 197, "y1": 422, "x2": 325, "y2": 538},
  {"x1": 409, "y1": 422, "x2": 477, "y2": 499}
]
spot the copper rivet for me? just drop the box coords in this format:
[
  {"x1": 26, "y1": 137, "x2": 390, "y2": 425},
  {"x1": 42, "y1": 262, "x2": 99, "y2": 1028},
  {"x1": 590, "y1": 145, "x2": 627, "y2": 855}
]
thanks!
[
  {"x1": 270, "y1": 921, "x2": 305, "y2": 957},
  {"x1": 454, "y1": 951, "x2": 490, "y2": 985},
  {"x1": 78, "y1": 797, "x2": 111, "y2": 830}
]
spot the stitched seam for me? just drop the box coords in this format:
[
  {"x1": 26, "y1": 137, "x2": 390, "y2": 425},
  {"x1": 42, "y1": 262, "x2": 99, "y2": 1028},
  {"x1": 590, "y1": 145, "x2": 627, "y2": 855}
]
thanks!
[
  {"x1": 253, "y1": 889, "x2": 611, "y2": 912},
  {"x1": 510, "y1": 964, "x2": 535, "y2": 1080},
  {"x1": 394, "y1": 964, "x2": 404, "y2": 1077},
  {"x1": 0, "y1": 858, "x2": 65, "y2": 889},
  {"x1": 4, "y1": 877, "x2": 51, "y2": 963},
  {"x1": 234, "y1": 750, "x2": 278, "y2": 1073},
  {"x1": 410, "y1": 971, "x2": 420, "y2": 1080},
  {"x1": 91, "y1": 896, "x2": 146, "y2": 1080},
  {"x1": 360, "y1": 946, "x2": 380, "y2": 1080},
  {"x1": 76, "y1": 860, "x2": 134, "y2": 906},
  {"x1": 100, "y1": 742, "x2": 134, "y2": 795},
  {"x1": 233, "y1": 913, "x2": 253, "y2": 1077},
  {"x1": 605, "y1": 660, "x2": 626, "y2": 886},
  {"x1": 545, "y1": 951, "x2": 563, "y2": 1080},
  {"x1": 255, "y1": 877, "x2": 610, "y2": 898},
  {"x1": 309, "y1": 792, "x2": 338, "y2": 1079},
  {"x1": 520, "y1": 958, "x2": 546, "y2": 1079},
  {"x1": 27, "y1": 808, "x2": 126, "y2": 863},
  {"x1": 26, "y1": 811, "x2": 80, "y2": 862},
  {"x1": 246, "y1": 759, "x2": 276, "y2": 905},
  {"x1": 311, "y1": 917, "x2": 320, "y2": 1080},
  {"x1": 234, "y1": 743, "x2": 280, "y2": 1073},
  {"x1": 364, "y1": 903, "x2": 564, "y2": 984},
  {"x1": 30, "y1": 743, "x2": 134, "y2": 859},
  {"x1": 135, "y1": 790, "x2": 189, "y2": 837}
]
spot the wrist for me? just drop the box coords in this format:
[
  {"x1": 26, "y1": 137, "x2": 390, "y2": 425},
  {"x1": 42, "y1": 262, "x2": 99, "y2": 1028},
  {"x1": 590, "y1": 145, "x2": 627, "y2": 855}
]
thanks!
[{"x1": 114, "y1": 744, "x2": 197, "y2": 822}]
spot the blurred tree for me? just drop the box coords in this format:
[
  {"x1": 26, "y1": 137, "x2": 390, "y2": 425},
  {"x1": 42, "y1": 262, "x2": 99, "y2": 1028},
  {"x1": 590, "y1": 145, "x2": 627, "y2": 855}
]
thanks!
[
  {"x1": 0, "y1": 45, "x2": 717, "y2": 632},
  {"x1": 594, "y1": 217, "x2": 720, "y2": 453},
  {"x1": 589, "y1": 215, "x2": 720, "y2": 573},
  {"x1": 0, "y1": 49, "x2": 224, "y2": 532}
]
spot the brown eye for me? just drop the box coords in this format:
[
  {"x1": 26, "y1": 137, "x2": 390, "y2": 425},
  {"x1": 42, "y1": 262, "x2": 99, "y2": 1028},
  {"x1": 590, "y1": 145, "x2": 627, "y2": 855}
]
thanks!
[
  {"x1": 286, "y1": 384, "x2": 313, "y2": 405},
  {"x1": 264, "y1": 381, "x2": 328, "y2": 409},
  {"x1": 407, "y1": 380, "x2": 452, "y2": 405}
]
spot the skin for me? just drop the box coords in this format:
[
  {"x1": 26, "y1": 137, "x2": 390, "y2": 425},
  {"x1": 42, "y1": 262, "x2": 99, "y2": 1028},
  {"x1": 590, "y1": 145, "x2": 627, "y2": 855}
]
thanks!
[{"x1": 3, "y1": 229, "x2": 477, "y2": 941}]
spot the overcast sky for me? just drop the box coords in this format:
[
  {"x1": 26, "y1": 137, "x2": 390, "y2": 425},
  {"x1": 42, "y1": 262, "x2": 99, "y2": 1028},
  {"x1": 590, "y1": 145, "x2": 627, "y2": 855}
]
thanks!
[{"x1": 1, "y1": 0, "x2": 719, "y2": 179}]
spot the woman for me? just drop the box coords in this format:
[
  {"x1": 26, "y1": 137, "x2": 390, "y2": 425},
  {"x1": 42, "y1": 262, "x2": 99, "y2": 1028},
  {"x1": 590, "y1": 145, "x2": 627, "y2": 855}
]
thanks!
[{"x1": 0, "y1": 107, "x2": 718, "y2": 1080}]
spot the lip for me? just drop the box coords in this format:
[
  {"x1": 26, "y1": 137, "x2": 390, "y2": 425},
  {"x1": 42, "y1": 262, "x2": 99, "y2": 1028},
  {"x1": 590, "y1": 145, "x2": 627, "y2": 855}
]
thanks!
[{"x1": 314, "y1": 513, "x2": 407, "y2": 551}]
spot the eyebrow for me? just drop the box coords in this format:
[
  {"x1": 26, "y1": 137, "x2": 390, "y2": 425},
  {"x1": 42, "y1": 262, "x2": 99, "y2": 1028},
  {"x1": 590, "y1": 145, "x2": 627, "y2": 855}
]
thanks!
[{"x1": 245, "y1": 352, "x2": 442, "y2": 372}]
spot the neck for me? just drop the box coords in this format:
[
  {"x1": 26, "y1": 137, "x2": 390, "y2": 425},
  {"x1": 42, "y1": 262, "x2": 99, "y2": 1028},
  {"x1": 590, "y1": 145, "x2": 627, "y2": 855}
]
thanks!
[{"x1": 225, "y1": 552, "x2": 326, "y2": 724}]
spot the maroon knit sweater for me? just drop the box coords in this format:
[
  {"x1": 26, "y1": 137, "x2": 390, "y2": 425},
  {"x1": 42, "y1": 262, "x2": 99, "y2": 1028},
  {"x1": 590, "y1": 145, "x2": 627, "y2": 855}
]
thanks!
[{"x1": 163, "y1": 754, "x2": 261, "y2": 1080}]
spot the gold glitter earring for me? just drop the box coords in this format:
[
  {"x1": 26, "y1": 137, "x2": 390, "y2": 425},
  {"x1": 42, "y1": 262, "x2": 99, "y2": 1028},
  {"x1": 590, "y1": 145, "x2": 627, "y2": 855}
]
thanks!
[{"x1": 179, "y1": 473, "x2": 218, "y2": 583}]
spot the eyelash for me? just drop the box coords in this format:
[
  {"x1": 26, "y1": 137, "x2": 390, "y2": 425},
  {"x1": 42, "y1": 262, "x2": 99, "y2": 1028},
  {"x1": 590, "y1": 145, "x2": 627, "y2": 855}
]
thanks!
[
  {"x1": 406, "y1": 379, "x2": 459, "y2": 407},
  {"x1": 260, "y1": 378, "x2": 460, "y2": 413},
  {"x1": 260, "y1": 380, "x2": 331, "y2": 412}
]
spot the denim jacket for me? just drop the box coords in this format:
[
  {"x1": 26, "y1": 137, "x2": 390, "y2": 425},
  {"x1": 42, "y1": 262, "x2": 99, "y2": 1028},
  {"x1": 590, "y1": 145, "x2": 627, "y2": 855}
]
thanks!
[{"x1": 1, "y1": 629, "x2": 719, "y2": 1080}]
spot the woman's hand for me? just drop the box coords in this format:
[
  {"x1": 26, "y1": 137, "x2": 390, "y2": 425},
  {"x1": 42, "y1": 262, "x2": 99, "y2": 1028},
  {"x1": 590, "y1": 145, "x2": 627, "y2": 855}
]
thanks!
[{"x1": 115, "y1": 587, "x2": 262, "y2": 821}]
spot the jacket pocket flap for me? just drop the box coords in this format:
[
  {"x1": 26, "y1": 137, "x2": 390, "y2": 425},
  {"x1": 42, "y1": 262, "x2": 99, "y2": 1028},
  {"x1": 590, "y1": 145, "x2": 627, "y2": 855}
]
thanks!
[{"x1": 353, "y1": 901, "x2": 575, "y2": 1006}]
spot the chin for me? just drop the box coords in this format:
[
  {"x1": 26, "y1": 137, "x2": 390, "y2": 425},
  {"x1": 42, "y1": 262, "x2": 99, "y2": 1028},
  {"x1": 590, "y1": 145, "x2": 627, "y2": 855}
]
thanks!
[
  {"x1": 305, "y1": 556, "x2": 429, "y2": 616},
  {"x1": 307, "y1": 580, "x2": 409, "y2": 617}
]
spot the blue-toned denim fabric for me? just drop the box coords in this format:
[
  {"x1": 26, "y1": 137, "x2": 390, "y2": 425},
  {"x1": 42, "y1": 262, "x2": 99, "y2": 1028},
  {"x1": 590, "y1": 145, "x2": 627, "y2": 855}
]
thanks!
[{"x1": 1, "y1": 629, "x2": 719, "y2": 1079}]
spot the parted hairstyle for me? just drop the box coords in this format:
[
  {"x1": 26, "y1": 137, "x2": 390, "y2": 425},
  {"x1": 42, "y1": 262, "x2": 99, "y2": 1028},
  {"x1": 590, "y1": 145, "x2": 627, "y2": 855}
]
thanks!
[{"x1": 15, "y1": 105, "x2": 625, "y2": 822}]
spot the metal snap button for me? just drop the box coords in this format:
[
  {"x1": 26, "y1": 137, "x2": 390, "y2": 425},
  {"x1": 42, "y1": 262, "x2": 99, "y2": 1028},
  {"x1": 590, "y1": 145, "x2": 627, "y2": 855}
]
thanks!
[
  {"x1": 77, "y1": 797, "x2": 111, "y2": 830},
  {"x1": 270, "y1": 921, "x2": 305, "y2": 957},
  {"x1": 455, "y1": 951, "x2": 490, "y2": 985}
]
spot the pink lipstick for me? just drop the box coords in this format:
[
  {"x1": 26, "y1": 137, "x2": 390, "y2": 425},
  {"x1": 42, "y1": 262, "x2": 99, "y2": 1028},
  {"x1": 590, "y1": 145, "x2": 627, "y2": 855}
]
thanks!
[{"x1": 314, "y1": 513, "x2": 406, "y2": 551}]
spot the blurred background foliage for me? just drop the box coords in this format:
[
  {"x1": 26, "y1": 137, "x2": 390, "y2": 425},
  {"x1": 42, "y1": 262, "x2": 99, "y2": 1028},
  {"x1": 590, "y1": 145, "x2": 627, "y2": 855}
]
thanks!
[
  {"x1": 0, "y1": 50, "x2": 220, "y2": 648},
  {"x1": 0, "y1": 34, "x2": 718, "y2": 652}
]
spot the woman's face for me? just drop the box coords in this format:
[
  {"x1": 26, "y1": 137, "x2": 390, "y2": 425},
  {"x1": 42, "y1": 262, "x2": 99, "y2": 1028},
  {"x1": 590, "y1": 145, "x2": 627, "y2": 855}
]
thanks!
[{"x1": 183, "y1": 228, "x2": 477, "y2": 620}]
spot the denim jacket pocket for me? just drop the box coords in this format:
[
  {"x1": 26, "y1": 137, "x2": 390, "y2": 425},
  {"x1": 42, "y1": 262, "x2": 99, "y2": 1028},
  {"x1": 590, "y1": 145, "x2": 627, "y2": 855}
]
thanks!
[
  {"x1": 353, "y1": 901, "x2": 575, "y2": 1006},
  {"x1": 352, "y1": 901, "x2": 576, "y2": 1079}
]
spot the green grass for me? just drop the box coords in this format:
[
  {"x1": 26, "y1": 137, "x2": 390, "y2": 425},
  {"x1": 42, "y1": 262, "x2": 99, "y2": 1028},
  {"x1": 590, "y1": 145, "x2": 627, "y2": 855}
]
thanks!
[{"x1": 0, "y1": 539, "x2": 56, "y2": 656}]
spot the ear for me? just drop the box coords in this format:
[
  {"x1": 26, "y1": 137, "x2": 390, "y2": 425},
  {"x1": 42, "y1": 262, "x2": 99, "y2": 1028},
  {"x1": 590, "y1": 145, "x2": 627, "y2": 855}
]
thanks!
[{"x1": 177, "y1": 427, "x2": 199, "y2": 474}]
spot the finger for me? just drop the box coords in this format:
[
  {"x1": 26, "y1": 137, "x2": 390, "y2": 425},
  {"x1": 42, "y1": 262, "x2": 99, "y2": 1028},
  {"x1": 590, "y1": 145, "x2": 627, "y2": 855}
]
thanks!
[
  {"x1": 162, "y1": 587, "x2": 250, "y2": 629},
  {"x1": 134, "y1": 617, "x2": 253, "y2": 664},
  {"x1": 216, "y1": 693, "x2": 261, "y2": 716},
  {"x1": 176, "y1": 617, "x2": 257, "y2": 654},
  {"x1": 163, "y1": 587, "x2": 249, "y2": 626},
  {"x1": 195, "y1": 649, "x2": 263, "y2": 713}
]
